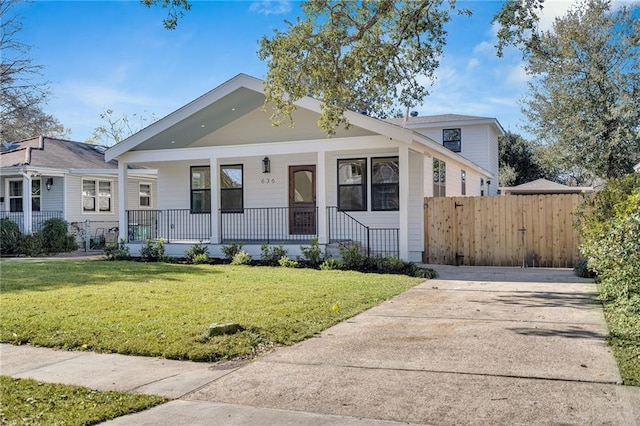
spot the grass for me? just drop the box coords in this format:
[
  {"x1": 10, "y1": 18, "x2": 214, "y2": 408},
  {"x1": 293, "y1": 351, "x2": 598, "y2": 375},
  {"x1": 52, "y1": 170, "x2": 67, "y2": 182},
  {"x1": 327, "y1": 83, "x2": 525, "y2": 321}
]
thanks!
[
  {"x1": 0, "y1": 259, "x2": 423, "y2": 361},
  {"x1": 601, "y1": 298, "x2": 640, "y2": 386},
  {"x1": 0, "y1": 376, "x2": 164, "y2": 425}
]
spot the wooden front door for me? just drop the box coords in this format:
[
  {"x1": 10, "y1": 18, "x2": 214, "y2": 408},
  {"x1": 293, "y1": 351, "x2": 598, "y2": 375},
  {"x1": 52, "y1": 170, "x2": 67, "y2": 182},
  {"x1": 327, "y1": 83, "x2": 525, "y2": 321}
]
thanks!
[{"x1": 289, "y1": 165, "x2": 316, "y2": 235}]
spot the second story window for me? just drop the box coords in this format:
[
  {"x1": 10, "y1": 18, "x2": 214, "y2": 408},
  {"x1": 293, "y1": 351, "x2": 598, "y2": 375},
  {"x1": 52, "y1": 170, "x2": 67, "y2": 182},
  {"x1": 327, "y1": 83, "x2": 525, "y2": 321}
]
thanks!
[{"x1": 443, "y1": 128, "x2": 461, "y2": 152}]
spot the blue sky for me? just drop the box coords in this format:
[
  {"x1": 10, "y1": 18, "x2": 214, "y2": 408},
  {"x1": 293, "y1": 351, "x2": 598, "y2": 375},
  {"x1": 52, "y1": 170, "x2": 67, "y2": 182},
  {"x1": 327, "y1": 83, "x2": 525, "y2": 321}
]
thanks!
[{"x1": 16, "y1": 0, "x2": 587, "y2": 142}]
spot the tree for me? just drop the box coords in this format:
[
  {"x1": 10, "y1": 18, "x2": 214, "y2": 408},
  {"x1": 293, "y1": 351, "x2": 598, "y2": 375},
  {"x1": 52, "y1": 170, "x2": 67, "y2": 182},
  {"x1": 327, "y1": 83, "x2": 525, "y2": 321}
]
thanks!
[
  {"x1": 140, "y1": 0, "x2": 191, "y2": 30},
  {"x1": 0, "y1": 0, "x2": 67, "y2": 141},
  {"x1": 521, "y1": 0, "x2": 640, "y2": 180},
  {"x1": 498, "y1": 131, "x2": 544, "y2": 186},
  {"x1": 142, "y1": 0, "x2": 548, "y2": 134},
  {"x1": 88, "y1": 108, "x2": 157, "y2": 146}
]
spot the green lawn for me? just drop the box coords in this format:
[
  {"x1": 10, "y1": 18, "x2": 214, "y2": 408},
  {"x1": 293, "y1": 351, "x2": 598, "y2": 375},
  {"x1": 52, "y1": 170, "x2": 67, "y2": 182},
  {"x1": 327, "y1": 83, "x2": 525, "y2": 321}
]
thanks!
[
  {"x1": 0, "y1": 260, "x2": 422, "y2": 361},
  {"x1": 0, "y1": 376, "x2": 164, "y2": 425},
  {"x1": 602, "y1": 299, "x2": 640, "y2": 386}
]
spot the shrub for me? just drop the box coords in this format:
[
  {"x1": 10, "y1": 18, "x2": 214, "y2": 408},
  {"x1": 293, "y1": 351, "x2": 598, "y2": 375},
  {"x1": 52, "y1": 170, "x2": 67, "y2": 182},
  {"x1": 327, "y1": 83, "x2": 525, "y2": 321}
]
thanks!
[
  {"x1": 0, "y1": 218, "x2": 22, "y2": 256},
  {"x1": 231, "y1": 250, "x2": 252, "y2": 265},
  {"x1": 300, "y1": 238, "x2": 323, "y2": 268},
  {"x1": 339, "y1": 244, "x2": 368, "y2": 271},
  {"x1": 376, "y1": 256, "x2": 406, "y2": 274},
  {"x1": 221, "y1": 242, "x2": 243, "y2": 262},
  {"x1": 40, "y1": 218, "x2": 76, "y2": 254},
  {"x1": 140, "y1": 238, "x2": 167, "y2": 262},
  {"x1": 185, "y1": 243, "x2": 210, "y2": 264},
  {"x1": 278, "y1": 256, "x2": 299, "y2": 268},
  {"x1": 320, "y1": 257, "x2": 343, "y2": 270},
  {"x1": 260, "y1": 243, "x2": 287, "y2": 266},
  {"x1": 411, "y1": 266, "x2": 438, "y2": 279},
  {"x1": 579, "y1": 175, "x2": 640, "y2": 306},
  {"x1": 574, "y1": 260, "x2": 596, "y2": 278},
  {"x1": 21, "y1": 233, "x2": 44, "y2": 257},
  {"x1": 104, "y1": 239, "x2": 130, "y2": 260}
]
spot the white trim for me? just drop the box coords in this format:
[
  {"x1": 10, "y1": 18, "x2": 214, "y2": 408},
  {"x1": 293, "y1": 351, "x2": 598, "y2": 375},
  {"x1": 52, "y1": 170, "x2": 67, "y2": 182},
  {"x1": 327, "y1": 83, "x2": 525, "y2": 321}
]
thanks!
[
  {"x1": 398, "y1": 146, "x2": 409, "y2": 260},
  {"x1": 118, "y1": 162, "x2": 128, "y2": 241},
  {"x1": 139, "y1": 182, "x2": 153, "y2": 209}
]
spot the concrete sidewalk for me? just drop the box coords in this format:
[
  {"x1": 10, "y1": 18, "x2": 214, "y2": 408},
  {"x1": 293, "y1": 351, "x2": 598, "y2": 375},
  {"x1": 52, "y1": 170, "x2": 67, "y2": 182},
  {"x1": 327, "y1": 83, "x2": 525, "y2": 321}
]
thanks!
[{"x1": 2, "y1": 266, "x2": 639, "y2": 425}]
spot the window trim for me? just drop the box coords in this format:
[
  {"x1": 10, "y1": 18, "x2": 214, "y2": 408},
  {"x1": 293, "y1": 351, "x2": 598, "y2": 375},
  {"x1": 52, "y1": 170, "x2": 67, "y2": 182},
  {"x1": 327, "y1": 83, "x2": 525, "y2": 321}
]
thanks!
[
  {"x1": 337, "y1": 158, "x2": 367, "y2": 212},
  {"x1": 371, "y1": 156, "x2": 400, "y2": 212},
  {"x1": 433, "y1": 158, "x2": 446, "y2": 197},
  {"x1": 139, "y1": 182, "x2": 152, "y2": 209},
  {"x1": 461, "y1": 170, "x2": 466, "y2": 196},
  {"x1": 220, "y1": 164, "x2": 244, "y2": 213},
  {"x1": 82, "y1": 178, "x2": 113, "y2": 214},
  {"x1": 190, "y1": 166, "x2": 211, "y2": 214},
  {"x1": 443, "y1": 128, "x2": 462, "y2": 153}
]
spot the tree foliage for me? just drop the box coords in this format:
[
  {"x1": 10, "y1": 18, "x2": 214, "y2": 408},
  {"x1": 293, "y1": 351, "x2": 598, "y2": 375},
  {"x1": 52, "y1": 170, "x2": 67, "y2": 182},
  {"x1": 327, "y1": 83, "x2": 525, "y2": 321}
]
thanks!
[
  {"x1": 140, "y1": 0, "x2": 191, "y2": 30},
  {"x1": 0, "y1": 0, "x2": 66, "y2": 142},
  {"x1": 88, "y1": 108, "x2": 157, "y2": 146},
  {"x1": 498, "y1": 131, "x2": 545, "y2": 186},
  {"x1": 521, "y1": 0, "x2": 640, "y2": 180}
]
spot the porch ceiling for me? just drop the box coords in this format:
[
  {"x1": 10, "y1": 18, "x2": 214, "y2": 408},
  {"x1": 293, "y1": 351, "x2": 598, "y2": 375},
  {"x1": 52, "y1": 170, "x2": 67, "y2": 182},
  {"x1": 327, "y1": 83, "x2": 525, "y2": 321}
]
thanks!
[{"x1": 132, "y1": 88, "x2": 265, "y2": 152}]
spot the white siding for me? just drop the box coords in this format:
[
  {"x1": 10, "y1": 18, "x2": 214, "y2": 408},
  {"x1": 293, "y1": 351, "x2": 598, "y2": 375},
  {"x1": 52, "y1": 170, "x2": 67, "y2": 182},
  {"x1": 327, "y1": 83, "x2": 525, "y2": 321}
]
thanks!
[{"x1": 408, "y1": 149, "x2": 424, "y2": 260}]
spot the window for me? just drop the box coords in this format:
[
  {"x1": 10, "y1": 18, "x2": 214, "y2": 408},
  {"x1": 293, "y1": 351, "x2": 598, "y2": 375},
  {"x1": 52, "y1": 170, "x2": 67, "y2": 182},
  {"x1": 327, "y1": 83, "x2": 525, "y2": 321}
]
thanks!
[
  {"x1": 220, "y1": 164, "x2": 243, "y2": 213},
  {"x1": 443, "y1": 128, "x2": 461, "y2": 152},
  {"x1": 8, "y1": 180, "x2": 41, "y2": 212},
  {"x1": 191, "y1": 166, "x2": 211, "y2": 213},
  {"x1": 461, "y1": 170, "x2": 466, "y2": 196},
  {"x1": 480, "y1": 178, "x2": 485, "y2": 196},
  {"x1": 371, "y1": 157, "x2": 399, "y2": 211},
  {"x1": 83, "y1": 179, "x2": 112, "y2": 212},
  {"x1": 139, "y1": 183, "x2": 151, "y2": 208},
  {"x1": 433, "y1": 158, "x2": 446, "y2": 197},
  {"x1": 337, "y1": 158, "x2": 366, "y2": 211}
]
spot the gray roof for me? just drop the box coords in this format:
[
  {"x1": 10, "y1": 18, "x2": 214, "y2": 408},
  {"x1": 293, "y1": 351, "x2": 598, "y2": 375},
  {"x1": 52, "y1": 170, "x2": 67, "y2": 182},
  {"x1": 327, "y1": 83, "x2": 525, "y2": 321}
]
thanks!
[
  {"x1": 386, "y1": 114, "x2": 494, "y2": 126},
  {"x1": 500, "y1": 178, "x2": 593, "y2": 195},
  {"x1": 0, "y1": 136, "x2": 117, "y2": 169}
]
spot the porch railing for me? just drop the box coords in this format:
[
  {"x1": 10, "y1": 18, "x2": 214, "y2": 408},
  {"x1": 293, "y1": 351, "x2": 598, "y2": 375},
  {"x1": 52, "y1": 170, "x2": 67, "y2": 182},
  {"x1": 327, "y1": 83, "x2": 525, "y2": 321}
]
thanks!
[
  {"x1": 327, "y1": 206, "x2": 399, "y2": 258},
  {"x1": 0, "y1": 211, "x2": 64, "y2": 233},
  {"x1": 220, "y1": 207, "x2": 317, "y2": 243},
  {"x1": 126, "y1": 209, "x2": 211, "y2": 242}
]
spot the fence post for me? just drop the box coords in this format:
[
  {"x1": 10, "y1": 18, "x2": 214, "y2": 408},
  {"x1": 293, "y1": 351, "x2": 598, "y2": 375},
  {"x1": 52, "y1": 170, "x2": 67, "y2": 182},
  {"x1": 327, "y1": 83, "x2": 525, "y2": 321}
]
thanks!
[{"x1": 366, "y1": 228, "x2": 371, "y2": 258}]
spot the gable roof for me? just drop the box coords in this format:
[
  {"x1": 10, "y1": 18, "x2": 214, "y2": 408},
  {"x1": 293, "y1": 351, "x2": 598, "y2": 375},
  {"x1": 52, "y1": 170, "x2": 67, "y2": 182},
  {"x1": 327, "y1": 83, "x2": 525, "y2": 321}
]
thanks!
[
  {"x1": 500, "y1": 178, "x2": 593, "y2": 195},
  {"x1": 0, "y1": 136, "x2": 116, "y2": 169},
  {"x1": 386, "y1": 114, "x2": 505, "y2": 135}
]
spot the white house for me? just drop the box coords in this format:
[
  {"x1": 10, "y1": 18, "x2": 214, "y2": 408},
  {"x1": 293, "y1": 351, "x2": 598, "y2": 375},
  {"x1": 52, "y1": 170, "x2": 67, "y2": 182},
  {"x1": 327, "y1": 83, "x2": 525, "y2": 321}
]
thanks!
[
  {"x1": 0, "y1": 136, "x2": 157, "y2": 245},
  {"x1": 105, "y1": 74, "x2": 500, "y2": 261}
]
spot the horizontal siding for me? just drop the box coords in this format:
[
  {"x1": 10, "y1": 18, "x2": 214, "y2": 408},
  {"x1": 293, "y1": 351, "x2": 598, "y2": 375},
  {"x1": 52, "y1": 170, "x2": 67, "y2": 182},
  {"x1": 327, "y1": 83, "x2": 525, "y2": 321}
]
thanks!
[{"x1": 408, "y1": 150, "x2": 424, "y2": 253}]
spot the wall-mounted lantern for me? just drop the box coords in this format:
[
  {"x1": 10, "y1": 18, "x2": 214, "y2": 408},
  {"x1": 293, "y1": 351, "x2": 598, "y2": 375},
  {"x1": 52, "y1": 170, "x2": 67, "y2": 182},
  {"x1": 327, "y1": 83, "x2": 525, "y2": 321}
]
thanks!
[
  {"x1": 262, "y1": 156, "x2": 271, "y2": 174},
  {"x1": 45, "y1": 177, "x2": 54, "y2": 191}
]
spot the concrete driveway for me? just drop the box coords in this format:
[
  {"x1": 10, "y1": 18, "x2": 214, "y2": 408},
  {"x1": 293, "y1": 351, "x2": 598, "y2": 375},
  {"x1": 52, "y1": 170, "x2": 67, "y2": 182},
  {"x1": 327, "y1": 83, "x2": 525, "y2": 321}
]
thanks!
[{"x1": 183, "y1": 266, "x2": 639, "y2": 425}]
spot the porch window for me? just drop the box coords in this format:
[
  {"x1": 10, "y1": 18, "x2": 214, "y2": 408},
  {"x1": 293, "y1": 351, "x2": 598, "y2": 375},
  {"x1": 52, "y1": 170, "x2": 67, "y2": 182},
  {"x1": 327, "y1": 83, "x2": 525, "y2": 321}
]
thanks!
[
  {"x1": 433, "y1": 158, "x2": 446, "y2": 197},
  {"x1": 220, "y1": 164, "x2": 243, "y2": 213},
  {"x1": 191, "y1": 166, "x2": 211, "y2": 213},
  {"x1": 139, "y1": 183, "x2": 151, "y2": 207},
  {"x1": 371, "y1": 157, "x2": 399, "y2": 211},
  {"x1": 83, "y1": 179, "x2": 112, "y2": 212},
  {"x1": 443, "y1": 128, "x2": 461, "y2": 152},
  {"x1": 9, "y1": 180, "x2": 41, "y2": 212},
  {"x1": 337, "y1": 158, "x2": 366, "y2": 211}
]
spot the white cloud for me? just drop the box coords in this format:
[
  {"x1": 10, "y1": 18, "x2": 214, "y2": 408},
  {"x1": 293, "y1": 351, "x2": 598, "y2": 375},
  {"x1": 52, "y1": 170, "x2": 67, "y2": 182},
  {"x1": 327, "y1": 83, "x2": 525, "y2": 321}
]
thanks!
[
  {"x1": 249, "y1": 1, "x2": 292, "y2": 15},
  {"x1": 537, "y1": 0, "x2": 629, "y2": 32},
  {"x1": 56, "y1": 81, "x2": 167, "y2": 110},
  {"x1": 466, "y1": 58, "x2": 480, "y2": 72},
  {"x1": 472, "y1": 41, "x2": 493, "y2": 55},
  {"x1": 506, "y1": 63, "x2": 530, "y2": 85}
]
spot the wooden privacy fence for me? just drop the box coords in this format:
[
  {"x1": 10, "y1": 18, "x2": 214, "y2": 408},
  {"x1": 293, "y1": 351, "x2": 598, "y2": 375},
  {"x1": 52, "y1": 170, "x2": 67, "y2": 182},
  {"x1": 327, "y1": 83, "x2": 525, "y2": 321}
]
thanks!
[{"x1": 423, "y1": 194, "x2": 585, "y2": 267}]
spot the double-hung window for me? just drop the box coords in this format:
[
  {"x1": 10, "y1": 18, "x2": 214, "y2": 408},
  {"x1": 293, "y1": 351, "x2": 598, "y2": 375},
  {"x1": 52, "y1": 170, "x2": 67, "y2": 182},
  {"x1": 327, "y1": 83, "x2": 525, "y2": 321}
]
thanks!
[
  {"x1": 443, "y1": 128, "x2": 461, "y2": 152},
  {"x1": 337, "y1": 158, "x2": 366, "y2": 211},
  {"x1": 433, "y1": 158, "x2": 446, "y2": 197},
  {"x1": 83, "y1": 179, "x2": 112, "y2": 212},
  {"x1": 139, "y1": 183, "x2": 152, "y2": 208},
  {"x1": 8, "y1": 179, "x2": 41, "y2": 212},
  {"x1": 191, "y1": 166, "x2": 211, "y2": 213},
  {"x1": 371, "y1": 157, "x2": 399, "y2": 211},
  {"x1": 220, "y1": 165, "x2": 243, "y2": 213}
]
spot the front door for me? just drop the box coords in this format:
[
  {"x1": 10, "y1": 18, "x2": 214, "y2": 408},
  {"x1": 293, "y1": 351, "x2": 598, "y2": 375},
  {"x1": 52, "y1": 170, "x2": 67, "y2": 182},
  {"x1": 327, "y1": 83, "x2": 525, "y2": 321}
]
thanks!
[{"x1": 289, "y1": 165, "x2": 316, "y2": 235}]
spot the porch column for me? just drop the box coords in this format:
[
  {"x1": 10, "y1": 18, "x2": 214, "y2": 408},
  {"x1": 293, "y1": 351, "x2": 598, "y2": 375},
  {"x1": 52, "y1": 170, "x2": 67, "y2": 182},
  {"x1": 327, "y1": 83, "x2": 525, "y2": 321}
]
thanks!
[
  {"x1": 398, "y1": 145, "x2": 410, "y2": 260},
  {"x1": 210, "y1": 157, "x2": 220, "y2": 244},
  {"x1": 117, "y1": 160, "x2": 128, "y2": 242},
  {"x1": 22, "y1": 173, "x2": 33, "y2": 234},
  {"x1": 316, "y1": 150, "x2": 328, "y2": 244}
]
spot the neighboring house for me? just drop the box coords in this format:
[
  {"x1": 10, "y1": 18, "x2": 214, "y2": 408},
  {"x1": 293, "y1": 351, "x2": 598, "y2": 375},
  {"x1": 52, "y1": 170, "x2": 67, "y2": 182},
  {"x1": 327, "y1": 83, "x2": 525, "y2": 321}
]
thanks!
[
  {"x1": 388, "y1": 114, "x2": 503, "y2": 196},
  {"x1": 499, "y1": 178, "x2": 594, "y2": 195},
  {"x1": 0, "y1": 136, "x2": 157, "y2": 243},
  {"x1": 105, "y1": 74, "x2": 500, "y2": 261}
]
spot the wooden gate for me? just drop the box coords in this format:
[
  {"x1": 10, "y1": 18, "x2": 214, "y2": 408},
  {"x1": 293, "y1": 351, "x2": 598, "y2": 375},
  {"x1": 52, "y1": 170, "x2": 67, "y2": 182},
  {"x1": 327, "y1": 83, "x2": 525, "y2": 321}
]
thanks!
[{"x1": 423, "y1": 194, "x2": 585, "y2": 267}]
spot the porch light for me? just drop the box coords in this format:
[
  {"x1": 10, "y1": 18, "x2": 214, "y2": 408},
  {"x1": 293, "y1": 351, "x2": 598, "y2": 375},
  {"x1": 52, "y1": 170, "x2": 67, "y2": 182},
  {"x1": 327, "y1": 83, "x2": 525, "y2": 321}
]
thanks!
[
  {"x1": 262, "y1": 156, "x2": 271, "y2": 174},
  {"x1": 45, "y1": 178, "x2": 53, "y2": 191}
]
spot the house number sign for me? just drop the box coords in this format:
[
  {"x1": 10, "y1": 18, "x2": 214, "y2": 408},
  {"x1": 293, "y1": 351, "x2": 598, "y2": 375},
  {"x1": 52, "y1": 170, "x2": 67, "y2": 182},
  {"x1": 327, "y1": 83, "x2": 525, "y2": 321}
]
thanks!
[{"x1": 261, "y1": 178, "x2": 276, "y2": 184}]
